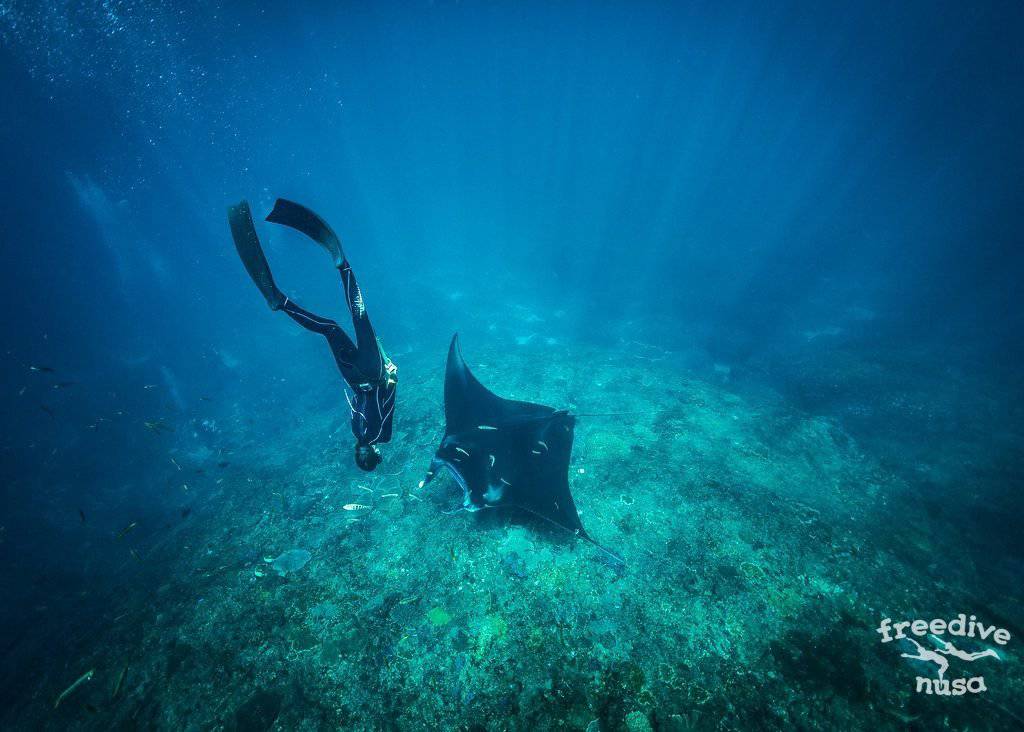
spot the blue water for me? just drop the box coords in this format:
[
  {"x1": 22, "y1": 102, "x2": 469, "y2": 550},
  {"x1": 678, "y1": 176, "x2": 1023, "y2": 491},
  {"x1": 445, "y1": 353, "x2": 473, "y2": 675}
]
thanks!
[{"x1": 2, "y1": 2, "x2": 1022, "y2": 729}]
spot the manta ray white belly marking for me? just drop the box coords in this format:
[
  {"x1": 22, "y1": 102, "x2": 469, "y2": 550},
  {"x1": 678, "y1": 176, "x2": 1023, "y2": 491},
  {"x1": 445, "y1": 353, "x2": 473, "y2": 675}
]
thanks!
[{"x1": 483, "y1": 483, "x2": 505, "y2": 503}]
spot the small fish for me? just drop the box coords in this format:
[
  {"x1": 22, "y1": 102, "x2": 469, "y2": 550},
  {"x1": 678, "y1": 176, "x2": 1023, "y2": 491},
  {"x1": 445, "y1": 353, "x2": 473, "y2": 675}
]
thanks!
[
  {"x1": 77, "y1": 508, "x2": 86, "y2": 524},
  {"x1": 199, "y1": 395, "x2": 212, "y2": 401},
  {"x1": 143, "y1": 384, "x2": 157, "y2": 390},
  {"x1": 29, "y1": 365, "x2": 55, "y2": 373},
  {"x1": 477, "y1": 425, "x2": 498, "y2": 431},
  {"x1": 380, "y1": 493, "x2": 399, "y2": 498},
  {"x1": 217, "y1": 461, "x2": 230, "y2": 468},
  {"x1": 53, "y1": 381, "x2": 77, "y2": 389},
  {"x1": 116, "y1": 521, "x2": 138, "y2": 539},
  {"x1": 342, "y1": 503, "x2": 371, "y2": 511},
  {"x1": 489, "y1": 455, "x2": 495, "y2": 467},
  {"x1": 40, "y1": 405, "x2": 55, "y2": 418},
  {"x1": 129, "y1": 548, "x2": 141, "y2": 561},
  {"x1": 537, "y1": 441, "x2": 548, "y2": 450},
  {"x1": 144, "y1": 420, "x2": 173, "y2": 434},
  {"x1": 170, "y1": 457, "x2": 181, "y2": 470},
  {"x1": 54, "y1": 668, "x2": 94, "y2": 709},
  {"x1": 18, "y1": 386, "x2": 26, "y2": 396},
  {"x1": 455, "y1": 446, "x2": 470, "y2": 457}
]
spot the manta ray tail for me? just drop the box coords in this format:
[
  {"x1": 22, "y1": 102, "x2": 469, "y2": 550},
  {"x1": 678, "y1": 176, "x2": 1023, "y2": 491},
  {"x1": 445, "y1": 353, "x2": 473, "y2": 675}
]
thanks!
[
  {"x1": 513, "y1": 505, "x2": 625, "y2": 566},
  {"x1": 574, "y1": 412, "x2": 646, "y2": 418},
  {"x1": 582, "y1": 535, "x2": 625, "y2": 565}
]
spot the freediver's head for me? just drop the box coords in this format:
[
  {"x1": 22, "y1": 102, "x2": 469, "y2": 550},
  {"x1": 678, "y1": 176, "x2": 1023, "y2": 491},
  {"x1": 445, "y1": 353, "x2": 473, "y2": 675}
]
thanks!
[{"x1": 354, "y1": 443, "x2": 382, "y2": 471}]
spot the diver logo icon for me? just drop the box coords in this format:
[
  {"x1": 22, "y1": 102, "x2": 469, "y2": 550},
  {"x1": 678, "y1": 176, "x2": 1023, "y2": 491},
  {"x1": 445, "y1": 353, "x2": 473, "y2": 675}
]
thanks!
[{"x1": 877, "y1": 614, "x2": 1009, "y2": 695}]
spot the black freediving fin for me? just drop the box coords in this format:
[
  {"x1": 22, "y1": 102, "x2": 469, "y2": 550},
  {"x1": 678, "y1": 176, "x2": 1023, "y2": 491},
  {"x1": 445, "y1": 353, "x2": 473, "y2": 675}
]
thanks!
[
  {"x1": 265, "y1": 198, "x2": 345, "y2": 267},
  {"x1": 227, "y1": 200, "x2": 286, "y2": 310}
]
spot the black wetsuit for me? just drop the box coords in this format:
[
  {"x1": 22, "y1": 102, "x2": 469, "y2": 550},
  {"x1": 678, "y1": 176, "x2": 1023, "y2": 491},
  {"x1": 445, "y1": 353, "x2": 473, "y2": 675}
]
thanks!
[
  {"x1": 281, "y1": 262, "x2": 396, "y2": 446},
  {"x1": 228, "y1": 197, "x2": 396, "y2": 449}
]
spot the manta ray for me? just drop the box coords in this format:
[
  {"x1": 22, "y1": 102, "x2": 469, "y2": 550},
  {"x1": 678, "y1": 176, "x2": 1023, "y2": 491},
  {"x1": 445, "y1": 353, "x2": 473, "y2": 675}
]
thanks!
[{"x1": 422, "y1": 334, "x2": 620, "y2": 562}]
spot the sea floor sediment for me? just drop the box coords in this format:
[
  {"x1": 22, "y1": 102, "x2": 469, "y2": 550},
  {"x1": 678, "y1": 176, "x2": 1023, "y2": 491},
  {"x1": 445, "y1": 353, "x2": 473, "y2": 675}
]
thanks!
[{"x1": 4, "y1": 330, "x2": 1021, "y2": 731}]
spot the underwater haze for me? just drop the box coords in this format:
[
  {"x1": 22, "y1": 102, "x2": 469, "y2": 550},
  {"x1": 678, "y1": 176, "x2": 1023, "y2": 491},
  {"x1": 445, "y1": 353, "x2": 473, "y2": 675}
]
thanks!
[{"x1": 2, "y1": 1, "x2": 1023, "y2": 729}]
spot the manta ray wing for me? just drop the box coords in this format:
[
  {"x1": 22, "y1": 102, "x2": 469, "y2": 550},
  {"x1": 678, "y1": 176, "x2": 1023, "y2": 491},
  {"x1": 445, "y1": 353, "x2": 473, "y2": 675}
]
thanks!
[{"x1": 426, "y1": 335, "x2": 619, "y2": 562}]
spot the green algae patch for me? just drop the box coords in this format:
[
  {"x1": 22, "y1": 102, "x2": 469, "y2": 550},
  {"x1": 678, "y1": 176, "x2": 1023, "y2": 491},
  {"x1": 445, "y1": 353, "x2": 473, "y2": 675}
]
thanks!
[
  {"x1": 286, "y1": 624, "x2": 319, "y2": 651},
  {"x1": 625, "y1": 710, "x2": 654, "y2": 732},
  {"x1": 474, "y1": 613, "x2": 508, "y2": 659},
  {"x1": 427, "y1": 607, "x2": 452, "y2": 626}
]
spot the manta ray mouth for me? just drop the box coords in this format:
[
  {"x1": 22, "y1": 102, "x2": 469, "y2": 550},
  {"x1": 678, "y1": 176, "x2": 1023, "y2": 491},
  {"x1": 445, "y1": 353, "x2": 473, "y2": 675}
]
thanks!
[
  {"x1": 482, "y1": 483, "x2": 505, "y2": 503},
  {"x1": 434, "y1": 458, "x2": 481, "y2": 512}
]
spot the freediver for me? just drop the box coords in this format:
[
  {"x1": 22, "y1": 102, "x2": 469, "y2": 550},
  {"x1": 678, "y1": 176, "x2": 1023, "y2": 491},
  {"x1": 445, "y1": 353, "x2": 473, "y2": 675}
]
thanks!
[
  {"x1": 932, "y1": 637, "x2": 1001, "y2": 663},
  {"x1": 901, "y1": 637, "x2": 949, "y2": 680},
  {"x1": 227, "y1": 198, "x2": 397, "y2": 471}
]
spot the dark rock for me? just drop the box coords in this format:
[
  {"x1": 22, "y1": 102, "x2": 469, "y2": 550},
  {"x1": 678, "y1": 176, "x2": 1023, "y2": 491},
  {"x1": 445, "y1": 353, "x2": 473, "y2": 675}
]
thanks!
[
  {"x1": 233, "y1": 689, "x2": 283, "y2": 732},
  {"x1": 502, "y1": 552, "x2": 528, "y2": 579}
]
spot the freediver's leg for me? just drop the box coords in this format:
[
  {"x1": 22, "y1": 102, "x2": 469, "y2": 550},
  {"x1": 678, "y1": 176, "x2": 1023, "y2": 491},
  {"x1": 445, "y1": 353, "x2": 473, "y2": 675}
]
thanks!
[
  {"x1": 262, "y1": 198, "x2": 386, "y2": 380},
  {"x1": 279, "y1": 298, "x2": 358, "y2": 365},
  {"x1": 339, "y1": 260, "x2": 383, "y2": 363},
  {"x1": 227, "y1": 200, "x2": 286, "y2": 310},
  {"x1": 265, "y1": 198, "x2": 345, "y2": 267}
]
